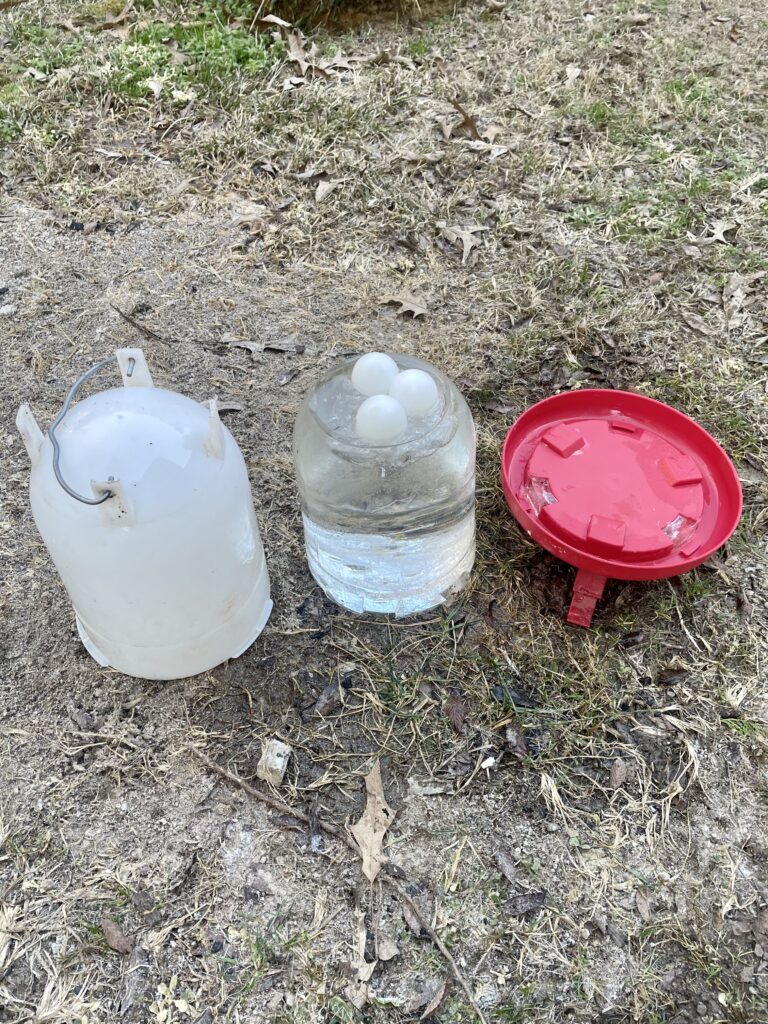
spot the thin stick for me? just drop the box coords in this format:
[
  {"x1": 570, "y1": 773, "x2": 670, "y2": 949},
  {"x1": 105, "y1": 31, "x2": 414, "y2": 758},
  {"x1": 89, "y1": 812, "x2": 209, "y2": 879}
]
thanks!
[
  {"x1": 111, "y1": 304, "x2": 174, "y2": 345},
  {"x1": 188, "y1": 748, "x2": 488, "y2": 1024}
]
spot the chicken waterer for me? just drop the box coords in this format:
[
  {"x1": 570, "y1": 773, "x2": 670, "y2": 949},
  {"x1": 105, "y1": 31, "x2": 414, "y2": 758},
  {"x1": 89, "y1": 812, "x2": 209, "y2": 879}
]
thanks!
[
  {"x1": 16, "y1": 349, "x2": 272, "y2": 679},
  {"x1": 501, "y1": 389, "x2": 742, "y2": 627}
]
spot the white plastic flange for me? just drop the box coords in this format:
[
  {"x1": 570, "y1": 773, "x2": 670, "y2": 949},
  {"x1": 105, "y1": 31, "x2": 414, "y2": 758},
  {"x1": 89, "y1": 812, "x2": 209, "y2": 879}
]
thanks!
[
  {"x1": 16, "y1": 404, "x2": 44, "y2": 466},
  {"x1": 116, "y1": 348, "x2": 154, "y2": 388}
]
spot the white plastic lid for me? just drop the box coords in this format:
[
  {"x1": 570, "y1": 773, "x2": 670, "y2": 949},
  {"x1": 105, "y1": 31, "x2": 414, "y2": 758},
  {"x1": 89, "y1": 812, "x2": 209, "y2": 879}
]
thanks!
[{"x1": 55, "y1": 387, "x2": 228, "y2": 521}]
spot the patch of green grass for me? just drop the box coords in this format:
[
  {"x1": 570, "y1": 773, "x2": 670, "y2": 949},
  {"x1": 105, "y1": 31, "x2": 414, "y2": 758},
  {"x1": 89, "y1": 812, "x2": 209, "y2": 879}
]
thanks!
[
  {"x1": 407, "y1": 31, "x2": 431, "y2": 58},
  {"x1": 107, "y1": 12, "x2": 283, "y2": 102},
  {"x1": 664, "y1": 75, "x2": 717, "y2": 105},
  {"x1": 722, "y1": 718, "x2": 768, "y2": 741},
  {"x1": 6, "y1": 21, "x2": 87, "y2": 76},
  {"x1": 0, "y1": 82, "x2": 26, "y2": 141},
  {"x1": 585, "y1": 99, "x2": 613, "y2": 125}
]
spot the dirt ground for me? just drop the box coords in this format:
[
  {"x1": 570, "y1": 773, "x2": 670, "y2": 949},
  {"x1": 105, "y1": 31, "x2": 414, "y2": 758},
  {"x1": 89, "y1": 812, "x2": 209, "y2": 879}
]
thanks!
[{"x1": 1, "y1": 1, "x2": 767, "y2": 1022}]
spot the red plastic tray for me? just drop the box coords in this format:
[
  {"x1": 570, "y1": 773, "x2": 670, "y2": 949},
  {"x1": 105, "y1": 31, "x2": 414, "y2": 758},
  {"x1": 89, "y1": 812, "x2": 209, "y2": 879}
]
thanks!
[{"x1": 501, "y1": 390, "x2": 742, "y2": 626}]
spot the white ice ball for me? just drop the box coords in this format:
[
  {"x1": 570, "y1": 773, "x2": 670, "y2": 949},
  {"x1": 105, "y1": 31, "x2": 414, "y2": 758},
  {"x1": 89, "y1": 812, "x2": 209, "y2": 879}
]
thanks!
[
  {"x1": 351, "y1": 352, "x2": 400, "y2": 397},
  {"x1": 355, "y1": 395, "x2": 408, "y2": 444},
  {"x1": 389, "y1": 368, "x2": 439, "y2": 417}
]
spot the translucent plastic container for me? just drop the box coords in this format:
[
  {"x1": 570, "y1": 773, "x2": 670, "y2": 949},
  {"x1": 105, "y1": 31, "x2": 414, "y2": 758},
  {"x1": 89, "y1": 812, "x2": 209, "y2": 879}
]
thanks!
[
  {"x1": 16, "y1": 349, "x2": 272, "y2": 680},
  {"x1": 293, "y1": 353, "x2": 476, "y2": 615}
]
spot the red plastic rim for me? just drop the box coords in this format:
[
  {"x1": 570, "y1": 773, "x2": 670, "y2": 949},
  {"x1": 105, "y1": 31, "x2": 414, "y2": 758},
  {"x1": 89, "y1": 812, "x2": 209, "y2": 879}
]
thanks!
[{"x1": 501, "y1": 390, "x2": 742, "y2": 581}]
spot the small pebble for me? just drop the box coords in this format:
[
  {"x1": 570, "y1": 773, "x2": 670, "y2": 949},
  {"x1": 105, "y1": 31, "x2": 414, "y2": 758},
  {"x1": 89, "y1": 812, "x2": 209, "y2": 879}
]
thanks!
[{"x1": 0, "y1": 304, "x2": 17, "y2": 317}]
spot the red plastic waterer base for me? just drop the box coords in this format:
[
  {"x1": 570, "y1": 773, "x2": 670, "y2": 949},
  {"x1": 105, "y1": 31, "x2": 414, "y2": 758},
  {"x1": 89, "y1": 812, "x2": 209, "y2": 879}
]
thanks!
[{"x1": 501, "y1": 390, "x2": 742, "y2": 628}]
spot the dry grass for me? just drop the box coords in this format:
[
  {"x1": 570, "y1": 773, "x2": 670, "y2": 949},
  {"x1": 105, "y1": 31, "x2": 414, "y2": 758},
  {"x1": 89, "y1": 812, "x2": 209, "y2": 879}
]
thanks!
[{"x1": 1, "y1": 0, "x2": 768, "y2": 1021}]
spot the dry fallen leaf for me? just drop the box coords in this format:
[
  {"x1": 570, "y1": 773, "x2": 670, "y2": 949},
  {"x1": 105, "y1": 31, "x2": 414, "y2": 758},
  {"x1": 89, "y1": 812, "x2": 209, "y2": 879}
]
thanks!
[
  {"x1": 25, "y1": 67, "x2": 47, "y2": 81},
  {"x1": 92, "y1": 0, "x2": 134, "y2": 29},
  {"x1": 495, "y1": 848, "x2": 517, "y2": 884},
  {"x1": 345, "y1": 906, "x2": 376, "y2": 1008},
  {"x1": 753, "y1": 907, "x2": 768, "y2": 948},
  {"x1": 610, "y1": 757, "x2": 628, "y2": 790},
  {"x1": 723, "y1": 271, "x2": 765, "y2": 325},
  {"x1": 440, "y1": 223, "x2": 487, "y2": 264},
  {"x1": 101, "y1": 918, "x2": 133, "y2": 955},
  {"x1": 145, "y1": 77, "x2": 164, "y2": 99},
  {"x1": 505, "y1": 720, "x2": 528, "y2": 760},
  {"x1": 382, "y1": 290, "x2": 428, "y2": 318},
  {"x1": 405, "y1": 976, "x2": 448, "y2": 1015},
  {"x1": 350, "y1": 760, "x2": 395, "y2": 882},
  {"x1": 315, "y1": 179, "x2": 341, "y2": 203},
  {"x1": 635, "y1": 889, "x2": 652, "y2": 922},
  {"x1": 564, "y1": 64, "x2": 582, "y2": 88},
  {"x1": 682, "y1": 312, "x2": 713, "y2": 336},
  {"x1": 444, "y1": 693, "x2": 467, "y2": 733},
  {"x1": 407, "y1": 777, "x2": 450, "y2": 797},
  {"x1": 254, "y1": 13, "x2": 292, "y2": 29},
  {"x1": 707, "y1": 219, "x2": 738, "y2": 244},
  {"x1": 503, "y1": 890, "x2": 546, "y2": 917},
  {"x1": 419, "y1": 977, "x2": 450, "y2": 1020}
]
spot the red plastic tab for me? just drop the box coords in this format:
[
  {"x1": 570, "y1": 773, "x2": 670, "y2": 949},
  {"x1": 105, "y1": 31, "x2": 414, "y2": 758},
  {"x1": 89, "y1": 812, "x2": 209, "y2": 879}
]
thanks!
[
  {"x1": 587, "y1": 514, "x2": 626, "y2": 554},
  {"x1": 542, "y1": 423, "x2": 584, "y2": 458},
  {"x1": 659, "y1": 454, "x2": 702, "y2": 487}
]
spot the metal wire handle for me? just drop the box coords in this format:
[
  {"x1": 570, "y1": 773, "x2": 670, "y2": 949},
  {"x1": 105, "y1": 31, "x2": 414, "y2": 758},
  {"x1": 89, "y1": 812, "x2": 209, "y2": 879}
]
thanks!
[{"x1": 49, "y1": 354, "x2": 134, "y2": 505}]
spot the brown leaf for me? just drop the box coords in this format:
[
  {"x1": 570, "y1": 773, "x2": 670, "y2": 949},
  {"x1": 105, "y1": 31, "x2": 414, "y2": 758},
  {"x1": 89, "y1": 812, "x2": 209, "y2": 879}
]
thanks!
[
  {"x1": 420, "y1": 977, "x2": 450, "y2": 1019},
  {"x1": 313, "y1": 681, "x2": 343, "y2": 717},
  {"x1": 287, "y1": 31, "x2": 309, "y2": 75},
  {"x1": 707, "y1": 219, "x2": 738, "y2": 244},
  {"x1": 350, "y1": 760, "x2": 395, "y2": 882},
  {"x1": 503, "y1": 890, "x2": 546, "y2": 917},
  {"x1": 494, "y1": 848, "x2": 517, "y2": 884},
  {"x1": 253, "y1": 13, "x2": 292, "y2": 30},
  {"x1": 315, "y1": 179, "x2": 341, "y2": 203},
  {"x1": 92, "y1": 0, "x2": 134, "y2": 29},
  {"x1": 444, "y1": 694, "x2": 467, "y2": 734},
  {"x1": 440, "y1": 223, "x2": 486, "y2": 264},
  {"x1": 723, "y1": 271, "x2": 765, "y2": 324},
  {"x1": 405, "y1": 976, "x2": 448, "y2": 1015},
  {"x1": 407, "y1": 777, "x2": 450, "y2": 797},
  {"x1": 610, "y1": 757, "x2": 628, "y2": 790},
  {"x1": 682, "y1": 312, "x2": 713, "y2": 336},
  {"x1": 635, "y1": 890, "x2": 652, "y2": 922},
  {"x1": 505, "y1": 721, "x2": 528, "y2": 760},
  {"x1": 382, "y1": 290, "x2": 428, "y2": 318},
  {"x1": 101, "y1": 918, "x2": 133, "y2": 955},
  {"x1": 753, "y1": 907, "x2": 768, "y2": 948}
]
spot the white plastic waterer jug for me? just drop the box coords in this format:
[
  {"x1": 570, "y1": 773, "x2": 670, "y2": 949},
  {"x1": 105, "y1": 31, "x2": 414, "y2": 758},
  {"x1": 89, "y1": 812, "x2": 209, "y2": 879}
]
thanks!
[{"x1": 16, "y1": 348, "x2": 272, "y2": 680}]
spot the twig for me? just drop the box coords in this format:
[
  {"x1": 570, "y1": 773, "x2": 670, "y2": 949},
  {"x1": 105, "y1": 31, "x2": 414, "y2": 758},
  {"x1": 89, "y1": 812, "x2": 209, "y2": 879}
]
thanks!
[
  {"x1": 111, "y1": 304, "x2": 174, "y2": 344},
  {"x1": 188, "y1": 748, "x2": 489, "y2": 1024},
  {"x1": 450, "y1": 98, "x2": 482, "y2": 141}
]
